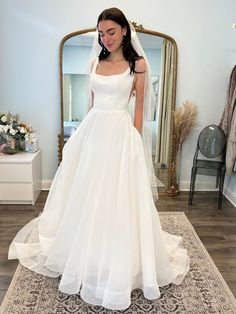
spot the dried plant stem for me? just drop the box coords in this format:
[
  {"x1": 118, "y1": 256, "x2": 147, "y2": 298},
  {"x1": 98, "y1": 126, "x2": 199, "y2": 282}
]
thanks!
[
  {"x1": 173, "y1": 100, "x2": 198, "y2": 183},
  {"x1": 174, "y1": 100, "x2": 198, "y2": 149}
]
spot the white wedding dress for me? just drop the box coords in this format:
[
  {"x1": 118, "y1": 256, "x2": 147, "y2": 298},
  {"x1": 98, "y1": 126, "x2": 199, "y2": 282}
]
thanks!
[{"x1": 8, "y1": 58, "x2": 190, "y2": 311}]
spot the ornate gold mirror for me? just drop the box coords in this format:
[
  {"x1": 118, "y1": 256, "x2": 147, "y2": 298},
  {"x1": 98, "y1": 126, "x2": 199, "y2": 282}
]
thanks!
[{"x1": 58, "y1": 23, "x2": 179, "y2": 194}]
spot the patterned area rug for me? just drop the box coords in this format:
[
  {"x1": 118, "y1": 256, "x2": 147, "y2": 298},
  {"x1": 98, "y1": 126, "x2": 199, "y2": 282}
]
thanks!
[{"x1": 1, "y1": 212, "x2": 236, "y2": 314}]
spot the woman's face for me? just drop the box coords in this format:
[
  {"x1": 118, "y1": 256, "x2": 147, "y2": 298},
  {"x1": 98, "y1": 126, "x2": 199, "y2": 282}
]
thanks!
[{"x1": 98, "y1": 20, "x2": 126, "y2": 53}]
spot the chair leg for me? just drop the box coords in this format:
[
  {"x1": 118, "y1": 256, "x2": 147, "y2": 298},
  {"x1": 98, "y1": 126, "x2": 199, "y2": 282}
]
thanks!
[
  {"x1": 218, "y1": 168, "x2": 225, "y2": 210},
  {"x1": 216, "y1": 170, "x2": 220, "y2": 188},
  {"x1": 189, "y1": 167, "x2": 197, "y2": 205}
]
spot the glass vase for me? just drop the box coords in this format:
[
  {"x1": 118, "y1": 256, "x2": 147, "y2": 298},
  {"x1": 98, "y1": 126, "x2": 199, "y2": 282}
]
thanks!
[
  {"x1": 1, "y1": 134, "x2": 18, "y2": 154},
  {"x1": 17, "y1": 137, "x2": 26, "y2": 151}
]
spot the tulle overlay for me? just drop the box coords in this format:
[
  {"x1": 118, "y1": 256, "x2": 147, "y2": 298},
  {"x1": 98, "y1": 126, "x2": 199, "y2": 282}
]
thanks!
[{"x1": 8, "y1": 60, "x2": 189, "y2": 310}]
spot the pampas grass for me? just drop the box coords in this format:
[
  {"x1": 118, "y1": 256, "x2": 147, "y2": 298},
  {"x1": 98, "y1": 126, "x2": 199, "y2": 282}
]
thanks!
[
  {"x1": 173, "y1": 100, "x2": 197, "y2": 184},
  {"x1": 174, "y1": 100, "x2": 198, "y2": 148}
]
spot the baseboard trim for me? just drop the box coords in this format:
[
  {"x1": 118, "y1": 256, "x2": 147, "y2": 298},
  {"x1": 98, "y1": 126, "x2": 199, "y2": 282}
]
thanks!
[
  {"x1": 224, "y1": 189, "x2": 236, "y2": 208},
  {"x1": 42, "y1": 180, "x2": 51, "y2": 190},
  {"x1": 180, "y1": 180, "x2": 236, "y2": 208},
  {"x1": 180, "y1": 181, "x2": 218, "y2": 191},
  {"x1": 41, "y1": 179, "x2": 236, "y2": 208}
]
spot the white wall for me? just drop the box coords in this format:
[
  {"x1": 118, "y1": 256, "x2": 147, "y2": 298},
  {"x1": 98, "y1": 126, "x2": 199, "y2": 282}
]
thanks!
[{"x1": 0, "y1": 0, "x2": 235, "y2": 204}]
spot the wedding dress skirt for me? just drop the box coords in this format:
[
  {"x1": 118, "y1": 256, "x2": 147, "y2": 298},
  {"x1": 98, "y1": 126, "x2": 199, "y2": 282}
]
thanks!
[{"x1": 8, "y1": 59, "x2": 190, "y2": 310}]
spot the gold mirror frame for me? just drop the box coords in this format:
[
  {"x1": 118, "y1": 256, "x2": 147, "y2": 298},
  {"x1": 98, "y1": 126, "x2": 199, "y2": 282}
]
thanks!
[{"x1": 58, "y1": 23, "x2": 179, "y2": 195}]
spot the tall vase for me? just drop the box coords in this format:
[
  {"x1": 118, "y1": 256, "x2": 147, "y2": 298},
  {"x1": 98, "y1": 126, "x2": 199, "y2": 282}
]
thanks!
[
  {"x1": 166, "y1": 132, "x2": 180, "y2": 195},
  {"x1": 17, "y1": 137, "x2": 26, "y2": 151}
]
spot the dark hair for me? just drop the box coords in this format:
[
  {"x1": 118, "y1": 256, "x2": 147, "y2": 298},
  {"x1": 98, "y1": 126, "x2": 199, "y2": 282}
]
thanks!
[{"x1": 97, "y1": 7, "x2": 143, "y2": 74}]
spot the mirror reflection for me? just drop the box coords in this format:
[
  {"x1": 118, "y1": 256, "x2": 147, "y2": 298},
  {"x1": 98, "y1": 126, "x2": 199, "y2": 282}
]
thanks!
[{"x1": 61, "y1": 30, "x2": 176, "y2": 188}]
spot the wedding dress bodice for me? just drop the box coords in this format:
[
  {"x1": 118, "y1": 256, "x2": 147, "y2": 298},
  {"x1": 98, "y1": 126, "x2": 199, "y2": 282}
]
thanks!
[{"x1": 90, "y1": 58, "x2": 134, "y2": 111}]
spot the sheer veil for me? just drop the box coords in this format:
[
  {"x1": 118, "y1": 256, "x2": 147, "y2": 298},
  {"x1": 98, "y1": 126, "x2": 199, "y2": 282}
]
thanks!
[{"x1": 87, "y1": 21, "x2": 158, "y2": 202}]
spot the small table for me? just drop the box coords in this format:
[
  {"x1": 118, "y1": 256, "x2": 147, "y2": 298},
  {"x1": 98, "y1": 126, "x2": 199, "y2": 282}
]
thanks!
[{"x1": 0, "y1": 150, "x2": 42, "y2": 205}]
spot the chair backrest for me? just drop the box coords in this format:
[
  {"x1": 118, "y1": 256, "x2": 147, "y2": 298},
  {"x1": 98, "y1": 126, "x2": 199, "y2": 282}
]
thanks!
[{"x1": 198, "y1": 125, "x2": 226, "y2": 158}]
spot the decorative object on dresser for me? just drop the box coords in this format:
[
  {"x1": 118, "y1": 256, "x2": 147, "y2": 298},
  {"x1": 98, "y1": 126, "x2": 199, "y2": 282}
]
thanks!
[
  {"x1": 0, "y1": 112, "x2": 37, "y2": 154},
  {"x1": 25, "y1": 132, "x2": 39, "y2": 153},
  {"x1": 0, "y1": 150, "x2": 42, "y2": 205}
]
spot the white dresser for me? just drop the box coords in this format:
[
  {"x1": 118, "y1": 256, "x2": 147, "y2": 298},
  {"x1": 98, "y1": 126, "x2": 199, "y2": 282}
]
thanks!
[{"x1": 0, "y1": 150, "x2": 42, "y2": 205}]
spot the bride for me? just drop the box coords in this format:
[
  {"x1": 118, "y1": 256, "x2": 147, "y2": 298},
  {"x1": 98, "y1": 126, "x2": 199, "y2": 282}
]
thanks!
[{"x1": 8, "y1": 7, "x2": 190, "y2": 311}]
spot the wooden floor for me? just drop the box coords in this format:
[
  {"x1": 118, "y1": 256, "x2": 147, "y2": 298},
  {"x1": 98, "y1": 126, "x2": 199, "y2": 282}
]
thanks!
[{"x1": 0, "y1": 190, "x2": 236, "y2": 305}]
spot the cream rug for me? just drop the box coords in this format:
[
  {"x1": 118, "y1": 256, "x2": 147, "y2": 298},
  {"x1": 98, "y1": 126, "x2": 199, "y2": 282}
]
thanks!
[{"x1": 1, "y1": 212, "x2": 236, "y2": 313}]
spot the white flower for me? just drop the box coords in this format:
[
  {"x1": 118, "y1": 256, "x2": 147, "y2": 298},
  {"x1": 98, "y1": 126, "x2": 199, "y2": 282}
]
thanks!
[
  {"x1": 1, "y1": 115, "x2": 7, "y2": 123},
  {"x1": 9, "y1": 127, "x2": 18, "y2": 135},
  {"x1": 3, "y1": 125, "x2": 9, "y2": 133},
  {"x1": 19, "y1": 126, "x2": 26, "y2": 134}
]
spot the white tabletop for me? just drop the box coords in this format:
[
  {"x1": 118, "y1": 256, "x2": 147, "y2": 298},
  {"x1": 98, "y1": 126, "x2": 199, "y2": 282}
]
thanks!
[{"x1": 0, "y1": 150, "x2": 40, "y2": 163}]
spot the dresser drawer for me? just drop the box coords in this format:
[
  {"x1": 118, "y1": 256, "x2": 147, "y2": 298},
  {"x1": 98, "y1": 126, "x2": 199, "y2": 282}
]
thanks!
[
  {"x1": 0, "y1": 182, "x2": 32, "y2": 201},
  {"x1": 0, "y1": 163, "x2": 32, "y2": 182}
]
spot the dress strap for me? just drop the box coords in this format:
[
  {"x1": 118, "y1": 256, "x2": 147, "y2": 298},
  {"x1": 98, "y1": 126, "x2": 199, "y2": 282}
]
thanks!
[{"x1": 91, "y1": 57, "x2": 99, "y2": 74}]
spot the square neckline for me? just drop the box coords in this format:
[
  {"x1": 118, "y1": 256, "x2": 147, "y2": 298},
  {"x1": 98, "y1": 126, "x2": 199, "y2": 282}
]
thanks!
[{"x1": 93, "y1": 58, "x2": 130, "y2": 77}]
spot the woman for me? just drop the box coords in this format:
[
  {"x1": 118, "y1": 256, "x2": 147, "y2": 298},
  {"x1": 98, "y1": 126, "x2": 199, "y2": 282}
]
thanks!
[{"x1": 8, "y1": 7, "x2": 190, "y2": 311}]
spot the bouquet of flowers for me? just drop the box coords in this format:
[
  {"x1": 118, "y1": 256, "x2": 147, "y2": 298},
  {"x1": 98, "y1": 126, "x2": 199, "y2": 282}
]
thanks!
[{"x1": 0, "y1": 112, "x2": 33, "y2": 154}]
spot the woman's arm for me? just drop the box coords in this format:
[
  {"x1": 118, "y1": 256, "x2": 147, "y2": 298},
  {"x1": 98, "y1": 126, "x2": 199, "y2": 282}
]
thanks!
[{"x1": 134, "y1": 58, "x2": 147, "y2": 134}]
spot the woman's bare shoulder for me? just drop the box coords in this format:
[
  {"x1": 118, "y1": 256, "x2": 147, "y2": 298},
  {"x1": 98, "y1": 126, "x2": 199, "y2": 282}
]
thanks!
[{"x1": 135, "y1": 58, "x2": 147, "y2": 73}]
